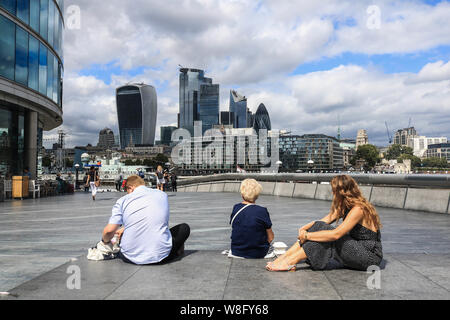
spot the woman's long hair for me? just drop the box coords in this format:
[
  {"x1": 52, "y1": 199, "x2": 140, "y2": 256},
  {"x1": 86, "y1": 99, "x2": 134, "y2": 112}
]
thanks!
[{"x1": 330, "y1": 175, "x2": 382, "y2": 230}]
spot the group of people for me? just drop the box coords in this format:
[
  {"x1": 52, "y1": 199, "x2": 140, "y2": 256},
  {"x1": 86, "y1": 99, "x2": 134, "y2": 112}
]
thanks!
[
  {"x1": 99, "y1": 174, "x2": 383, "y2": 271},
  {"x1": 155, "y1": 165, "x2": 177, "y2": 192}
]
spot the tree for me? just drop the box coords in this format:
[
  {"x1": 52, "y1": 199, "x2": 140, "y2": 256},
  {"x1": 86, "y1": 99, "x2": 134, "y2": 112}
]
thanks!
[
  {"x1": 422, "y1": 157, "x2": 448, "y2": 169},
  {"x1": 154, "y1": 153, "x2": 169, "y2": 164},
  {"x1": 397, "y1": 154, "x2": 421, "y2": 169},
  {"x1": 385, "y1": 144, "x2": 413, "y2": 160},
  {"x1": 352, "y1": 144, "x2": 380, "y2": 169},
  {"x1": 42, "y1": 156, "x2": 52, "y2": 167}
]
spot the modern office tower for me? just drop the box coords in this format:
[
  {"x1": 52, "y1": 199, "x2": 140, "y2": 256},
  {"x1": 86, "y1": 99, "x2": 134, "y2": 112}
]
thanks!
[
  {"x1": 0, "y1": 0, "x2": 64, "y2": 179},
  {"x1": 394, "y1": 127, "x2": 418, "y2": 147},
  {"x1": 97, "y1": 128, "x2": 115, "y2": 149},
  {"x1": 179, "y1": 68, "x2": 219, "y2": 134},
  {"x1": 116, "y1": 84, "x2": 158, "y2": 150},
  {"x1": 356, "y1": 129, "x2": 369, "y2": 148},
  {"x1": 279, "y1": 134, "x2": 344, "y2": 171},
  {"x1": 160, "y1": 126, "x2": 177, "y2": 145},
  {"x1": 229, "y1": 90, "x2": 247, "y2": 128},
  {"x1": 247, "y1": 108, "x2": 254, "y2": 128},
  {"x1": 253, "y1": 103, "x2": 272, "y2": 132},
  {"x1": 426, "y1": 143, "x2": 450, "y2": 162},
  {"x1": 410, "y1": 136, "x2": 448, "y2": 158},
  {"x1": 220, "y1": 111, "x2": 235, "y2": 126}
]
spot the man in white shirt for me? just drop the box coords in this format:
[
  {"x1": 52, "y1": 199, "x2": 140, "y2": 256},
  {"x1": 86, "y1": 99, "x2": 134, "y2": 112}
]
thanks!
[{"x1": 101, "y1": 175, "x2": 190, "y2": 265}]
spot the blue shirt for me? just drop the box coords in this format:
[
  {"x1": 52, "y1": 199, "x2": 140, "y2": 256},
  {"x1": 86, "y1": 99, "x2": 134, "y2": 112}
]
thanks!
[
  {"x1": 109, "y1": 186, "x2": 172, "y2": 264},
  {"x1": 230, "y1": 203, "x2": 272, "y2": 259}
]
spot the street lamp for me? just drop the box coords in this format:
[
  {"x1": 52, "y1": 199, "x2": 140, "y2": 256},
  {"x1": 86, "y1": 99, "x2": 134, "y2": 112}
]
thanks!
[{"x1": 74, "y1": 164, "x2": 80, "y2": 190}]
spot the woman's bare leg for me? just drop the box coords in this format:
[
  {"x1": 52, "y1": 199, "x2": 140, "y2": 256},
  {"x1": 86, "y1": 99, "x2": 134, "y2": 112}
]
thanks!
[{"x1": 266, "y1": 241, "x2": 307, "y2": 271}]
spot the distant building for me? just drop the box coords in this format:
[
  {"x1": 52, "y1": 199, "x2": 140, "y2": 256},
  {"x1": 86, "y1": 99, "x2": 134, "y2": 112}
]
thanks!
[
  {"x1": 409, "y1": 136, "x2": 448, "y2": 158},
  {"x1": 394, "y1": 127, "x2": 417, "y2": 147},
  {"x1": 179, "y1": 68, "x2": 219, "y2": 134},
  {"x1": 426, "y1": 143, "x2": 450, "y2": 163},
  {"x1": 253, "y1": 104, "x2": 272, "y2": 132},
  {"x1": 97, "y1": 128, "x2": 115, "y2": 149},
  {"x1": 124, "y1": 145, "x2": 169, "y2": 157},
  {"x1": 356, "y1": 130, "x2": 369, "y2": 148},
  {"x1": 247, "y1": 108, "x2": 254, "y2": 128},
  {"x1": 279, "y1": 134, "x2": 344, "y2": 171},
  {"x1": 229, "y1": 90, "x2": 248, "y2": 128},
  {"x1": 160, "y1": 126, "x2": 177, "y2": 146},
  {"x1": 220, "y1": 111, "x2": 235, "y2": 126},
  {"x1": 116, "y1": 83, "x2": 158, "y2": 149}
]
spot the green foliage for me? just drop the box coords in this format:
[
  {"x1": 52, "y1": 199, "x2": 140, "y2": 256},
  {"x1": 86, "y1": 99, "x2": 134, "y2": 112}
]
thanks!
[
  {"x1": 422, "y1": 157, "x2": 449, "y2": 169},
  {"x1": 154, "y1": 153, "x2": 169, "y2": 164},
  {"x1": 42, "y1": 156, "x2": 52, "y2": 167},
  {"x1": 351, "y1": 144, "x2": 380, "y2": 168},
  {"x1": 385, "y1": 144, "x2": 413, "y2": 160},
  {"x1": 397, "y1": 154, "x2": 421, "y2": 169}
]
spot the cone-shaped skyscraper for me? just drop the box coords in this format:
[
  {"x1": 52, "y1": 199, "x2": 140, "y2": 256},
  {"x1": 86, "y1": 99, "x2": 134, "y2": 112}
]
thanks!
[{"x1": 252, "y1": 103, "x2": 271, "y2": 131}]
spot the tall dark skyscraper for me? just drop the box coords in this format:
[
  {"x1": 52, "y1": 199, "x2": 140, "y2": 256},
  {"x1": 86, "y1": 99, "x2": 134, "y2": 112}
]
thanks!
[
  {"x1": 229, "y1": 90, "x2": 248, "y2": 128},
  {"x1": 116, "y1": 84, "x2": 157, "y2": 149},
  {"x1": 179, "y1": 68, "x2": 219, "y2": 134},
  {"x1": 253, "y1": 103, "x2": 272, "y2": 131}
]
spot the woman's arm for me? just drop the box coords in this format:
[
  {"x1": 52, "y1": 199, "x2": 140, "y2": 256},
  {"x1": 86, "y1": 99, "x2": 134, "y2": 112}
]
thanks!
[
  {"x1": 299, "y1": 210, "x2": 337, "y2": 233},
  {"x1": 299, "y1": 207, "x2": 364, "y2": 243}
]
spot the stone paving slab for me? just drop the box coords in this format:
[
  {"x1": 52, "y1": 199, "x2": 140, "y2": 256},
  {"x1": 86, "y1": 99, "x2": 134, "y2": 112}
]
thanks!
[
  {"x1": 1, "y1": 191, "x2": 450, "y2": 299},
  {"x1": 3, "y1": 252, "x2": 450, "y2": 300}
]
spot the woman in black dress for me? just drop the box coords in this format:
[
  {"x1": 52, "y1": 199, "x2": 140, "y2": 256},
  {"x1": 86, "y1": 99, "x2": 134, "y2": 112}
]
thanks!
[{"x1": 266, "y1": 175, "x2": 383, "y2": 272}]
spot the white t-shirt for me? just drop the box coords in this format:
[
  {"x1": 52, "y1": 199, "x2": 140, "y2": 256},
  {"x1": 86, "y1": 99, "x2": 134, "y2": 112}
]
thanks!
[{"x1": 109, "y1": 186, "x2": 172, "y2": 264}]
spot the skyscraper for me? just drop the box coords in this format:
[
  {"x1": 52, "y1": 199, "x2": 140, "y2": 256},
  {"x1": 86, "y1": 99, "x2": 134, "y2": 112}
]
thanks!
[
  {"x1": 253, "y1": 103, "x2": 272, "y2": 132},
  {"x1": 116, "y1": 84, "x2": 157, "y2": 149},
  {"x1": 179, "y1": 68, "x2": 219, "y2": 134},
  {"x1": 229, "y1": 90, "x2": 248, "y2": 128}
]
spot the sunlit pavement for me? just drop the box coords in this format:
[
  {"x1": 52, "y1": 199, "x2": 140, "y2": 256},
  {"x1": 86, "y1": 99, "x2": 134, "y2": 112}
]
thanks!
[{"x1": 1, "y1": 191, "x2": 449, "y2": 299}]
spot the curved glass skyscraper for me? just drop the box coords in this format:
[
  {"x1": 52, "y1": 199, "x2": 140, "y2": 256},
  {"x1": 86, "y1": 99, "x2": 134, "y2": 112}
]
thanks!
[
  {"x1": 116, "y1": 84, "x2": 158, "y2": 150},
  {"x1": 0, "y1": 0, "x2": 64, "y2": 178},
  {"x1": 253, "y1": 103, "x2": 271, "y2": 132}
]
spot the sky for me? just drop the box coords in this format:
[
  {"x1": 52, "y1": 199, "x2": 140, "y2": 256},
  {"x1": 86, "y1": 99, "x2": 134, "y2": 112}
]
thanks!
[{"x1": 44, "y1": 0, "x2": 450, "y2": 148}]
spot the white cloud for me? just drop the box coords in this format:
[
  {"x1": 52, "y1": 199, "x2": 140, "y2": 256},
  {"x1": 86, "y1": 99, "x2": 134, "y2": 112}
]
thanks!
[{"x1": 50, "y1": 0, "x2": 450, "y2": 148}]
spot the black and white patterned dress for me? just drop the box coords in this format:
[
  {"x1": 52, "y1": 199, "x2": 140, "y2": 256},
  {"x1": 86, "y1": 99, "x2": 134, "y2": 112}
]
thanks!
[{"x1": 301, "y1": 212, "x2": 383, "y2": 271}]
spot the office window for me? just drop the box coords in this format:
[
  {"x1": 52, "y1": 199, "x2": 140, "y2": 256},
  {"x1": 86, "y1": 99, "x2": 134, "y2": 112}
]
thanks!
[
  {"x1": 53, "y1": 2, "x2": 59, "y2": 53},
  {"x1": 0, "y1": 15, "x2": 15, "y2": 80},
  {"x1": 38, "y1": 42, "x2": 47, "y2": 95},
  {"x1": 0, "y1": 0, "x2": 16, "y2": 14},
  {"x1": 47, "y1": 0, "x2": 54, "y2": 46},
  {"x1": 29, "y1": 0, "x2": 39, "y2": 32},
  {"x1": 28, "y1": 34, "x2": 39, "y2": 90},
  {"x1": 16, "y1": 0, "x2": 29, "y2": 24},
  {"x1": 39, "y1": 0, "x2": 48, "y2": 41},
  {"x1": 46, "y1": 50, "x2": 53, "y2": 99},
  {"x1": 15, "y1": 26, "x2": 28, "y2": 85}
]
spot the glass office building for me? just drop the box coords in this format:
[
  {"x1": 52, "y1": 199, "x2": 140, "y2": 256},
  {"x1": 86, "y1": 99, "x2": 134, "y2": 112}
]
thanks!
[
  {"x1": 116, "y1": 84, "x2": 158, "y2": 150},
  {"x1": 179, "y1": 68, "x2": 219, "y2": 134},
  {"x1": 0, "y1": 0, "x2": 64, "y2": 178},
  {"x1": 229, "y1": 90, "x2": 247, "y2": 128},
  {"x1": 160, "y1": 125, "x2": 177, "y2": 146},
  {"x1": 253, "y1": 103, "x2": 271, "y2": 132},
  {"x1": 279, "y1": 134, "x2": 344, "y2": 171}
]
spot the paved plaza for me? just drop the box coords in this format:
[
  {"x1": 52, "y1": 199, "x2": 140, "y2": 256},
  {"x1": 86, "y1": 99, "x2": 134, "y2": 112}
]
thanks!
[{"x1": 1, "y1": 191, "x2": 450, "y2": 300}]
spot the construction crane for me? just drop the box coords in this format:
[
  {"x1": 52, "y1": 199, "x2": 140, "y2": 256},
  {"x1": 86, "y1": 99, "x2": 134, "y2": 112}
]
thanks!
[{"x1": 385, "y1": 122, "x2": 393, "y2": 144}]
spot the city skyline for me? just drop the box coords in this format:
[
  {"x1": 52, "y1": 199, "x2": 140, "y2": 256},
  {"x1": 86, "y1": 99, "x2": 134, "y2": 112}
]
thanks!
[{"x1": 44, "y1": 0, "x2": 450, "y2": 148}]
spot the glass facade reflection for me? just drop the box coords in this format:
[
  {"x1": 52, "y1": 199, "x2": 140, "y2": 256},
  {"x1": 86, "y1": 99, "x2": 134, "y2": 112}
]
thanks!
[
  {"x1": 229, "y1": 90, "x2": 247, "y2": 129},
  {"x1": 279, "y1": 134, "x2": 344, "y2": 171},
  {"x1": 0, "y1": 0, "x2": 63, "y2": 106},
  {"x1": 179, "y1": 68, "x2": 220, "y2": 134},
  {"x1": 0, "y1": 0, "x2": 64, "y2": 178}
]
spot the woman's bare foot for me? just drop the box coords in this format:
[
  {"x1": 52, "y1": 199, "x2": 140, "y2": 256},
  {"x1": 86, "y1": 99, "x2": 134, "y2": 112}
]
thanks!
[{"x1": 266, "y1": 258, "x2": 296, "y2": 272}]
